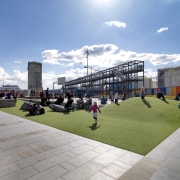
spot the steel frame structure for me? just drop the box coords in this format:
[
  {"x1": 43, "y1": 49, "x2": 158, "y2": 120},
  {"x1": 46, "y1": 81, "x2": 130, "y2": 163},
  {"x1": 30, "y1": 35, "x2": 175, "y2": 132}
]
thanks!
[{"x1": 65, "y1": 60, "x2": 144, "y2": 96}]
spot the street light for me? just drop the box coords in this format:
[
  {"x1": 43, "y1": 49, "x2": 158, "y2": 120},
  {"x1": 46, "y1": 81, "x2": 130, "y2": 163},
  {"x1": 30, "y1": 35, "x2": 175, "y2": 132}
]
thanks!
[
  {"x1": 53, "y1": 81, "x2": 57, "y2": 101},
  {"x1": 85, "y1": 49, "x2": 89, "y2": 93},
  {"x1": 84, "y1": 66, "x2": 98, "y2": 74},
  {"x1": 84, "y1": 66, "x2": 99, "y2": 94},
  {"x1": 3, "y1": 74, "x2": 4, "y2": 86},
  {"x1": 86, "y1": 49, "x2": 89, "y2": 77},
  {"x1": 84, "y1": 66, "x2": 92, "y2": 74}
]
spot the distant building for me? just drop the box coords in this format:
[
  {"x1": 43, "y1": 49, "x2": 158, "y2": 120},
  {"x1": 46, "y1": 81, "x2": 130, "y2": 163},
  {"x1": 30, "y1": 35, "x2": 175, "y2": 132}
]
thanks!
[
  {"x1": 0, "y1": 85, "x2": 28, "y2": 97},
  {"x1": 152, "y1": 80, "x2": 158, "y2": 88},
  {"x1": 28, "y1": 62, "x2": 42, "y2": 96},
  {"x1": 158, "y1": 66, "x2": 180, "y2": 88},
  {"x1": 138, "y1": 77, "x2": 157, "y2": 89},
  {"x1": 0, "y1": 85, "x2": 21, "y2": 91},
  {"x1": 144, "y1": 78, "x2": 153, "y2": 88}
]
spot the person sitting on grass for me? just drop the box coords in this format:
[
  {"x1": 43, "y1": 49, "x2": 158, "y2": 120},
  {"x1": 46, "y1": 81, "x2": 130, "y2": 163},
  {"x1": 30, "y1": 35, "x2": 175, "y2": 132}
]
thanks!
[
  {"x1": 76, "y1": 96, "x2": 84, "y2": 109},
  {"x1": 28, "y1": 104, "x2": 36, "y2": 115},
  {"x1": 36, "y1": 102, "x2": 45, "y2": 114},
  {"x1": 101, "y1": 96, "x2": 107, "y2": 105},
  {"x1": 64, "y1": 97, "x2": 74, "y2": 111},
  {"x1": 178, "y1": 103, "x2": 180, "y2": 109},
  {"x1": 157, "y1": 91, "x2": 165, "y2": 101},
  {"x1": 55, "y1": 95, "x2": 64, "y2": 105},
  {"x1": 28, "y1": 102, "x2": 45, "y2": 115},
  {"x1": 175, "y1": 92, "x2": 180, "y2": 101}
]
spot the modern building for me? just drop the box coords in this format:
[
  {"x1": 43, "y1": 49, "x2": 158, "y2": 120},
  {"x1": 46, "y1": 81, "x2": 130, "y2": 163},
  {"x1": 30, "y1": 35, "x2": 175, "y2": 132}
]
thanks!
[
  {"x1": 158, "y1": 66, "x2": 180, "y2": 88},
  {"x1": 28, "y1": 62, "x2": 42, "y2": 96},
  {"x1": 0, "y1": 85, "x2": 21, "y2": 91}
]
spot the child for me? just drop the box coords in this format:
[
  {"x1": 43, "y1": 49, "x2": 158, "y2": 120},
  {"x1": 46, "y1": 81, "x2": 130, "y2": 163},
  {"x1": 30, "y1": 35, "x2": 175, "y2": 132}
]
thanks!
[{"x1": 89, "y1": 102, "x2": 101, "y2": 123}]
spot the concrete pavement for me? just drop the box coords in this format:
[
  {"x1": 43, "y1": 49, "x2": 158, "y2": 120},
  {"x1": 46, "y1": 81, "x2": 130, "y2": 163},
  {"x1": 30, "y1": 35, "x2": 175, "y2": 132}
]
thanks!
[
  {"x1": 0, "y1": 110, "x2": 180, "y2": 180},
  {"x1": 119, "y1": 128, "x2": 180, "y2": 180},
  {"x1": 0, "y1": 111, "x2": 143, "y2": 180}
]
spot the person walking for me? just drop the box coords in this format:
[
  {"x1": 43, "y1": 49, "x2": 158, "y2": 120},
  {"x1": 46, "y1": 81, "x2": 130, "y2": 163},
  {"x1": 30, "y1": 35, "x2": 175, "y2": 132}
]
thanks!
[
  {"x1": 46, "y1": 88, "x2": 49, "y2": 100},
  {"x1": 114, "y1": 91, "x2": 119, "y2": 104},
  {"x1": 89, "y1": 102, "x2": 101, "y2": 123},
  {"x1": 140, "y1": 87, "x2": 146, "y2": 99}
]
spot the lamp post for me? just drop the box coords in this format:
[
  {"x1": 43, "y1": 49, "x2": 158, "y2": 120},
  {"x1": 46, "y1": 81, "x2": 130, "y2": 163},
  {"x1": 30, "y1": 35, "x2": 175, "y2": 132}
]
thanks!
[
  {"x1": 84, "y1": 66, "x2": 98, "y2": 74},
  {"x1": 3, "y1": 74, "x2": 4, "y2": 86},
  {"x1": 86, "y1": 49, "x2": 89, "y2": 76},
  {"x1": 84, "y1": 66, "x2": 93, "y2": 74},
  {"x1": 86, "y1": 49, "x2": 89, "y2": 93},
  {"x1": 84, "y1": 66, "x2": 99, "y2": 94},
  {"x1": 53, "y1": 82, "x2": 57, "y2": 101}
]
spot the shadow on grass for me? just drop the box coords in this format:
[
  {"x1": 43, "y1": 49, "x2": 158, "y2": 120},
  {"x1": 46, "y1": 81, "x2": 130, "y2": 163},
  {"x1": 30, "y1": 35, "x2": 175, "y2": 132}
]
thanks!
[
  {"x1": 63, "y1": 111, "x2": 70, "y2": 114},
  {"x1": 25, "y1": 113, "x2": 32, "y2": 117},
  {"x1": 88, "y1": 122, "x2": 101, "y2": 130},
  {"x1": 161, "y1": 99, "x2": 169, "y2": 104},
  {"x1": 142, "y1": 99, "x2": 151, "y2": 108},
  {"x1": 47, "y1": 109, "x2": 70, "y2": 114}
]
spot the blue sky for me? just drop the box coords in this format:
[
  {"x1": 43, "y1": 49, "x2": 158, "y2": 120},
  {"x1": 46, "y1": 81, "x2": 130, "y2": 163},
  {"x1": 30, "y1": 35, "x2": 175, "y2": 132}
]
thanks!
[{"x1": 0, "y1": 0, "x2": 180, "y2": 89}]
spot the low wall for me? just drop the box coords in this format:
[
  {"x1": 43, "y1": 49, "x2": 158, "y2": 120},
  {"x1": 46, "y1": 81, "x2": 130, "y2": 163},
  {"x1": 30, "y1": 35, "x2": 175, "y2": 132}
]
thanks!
[{"x1": 0, "y1": 99, "x2": 17, "y2": 108}]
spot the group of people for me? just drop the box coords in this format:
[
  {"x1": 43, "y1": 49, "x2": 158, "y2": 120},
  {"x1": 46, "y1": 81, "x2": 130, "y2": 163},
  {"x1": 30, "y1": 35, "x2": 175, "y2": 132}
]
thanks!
[
  {"x1": 54, "y1": 95, "x2": 64, "y2": 105},
  {"x1": 76, "y1": 95, "x2": 92, "y2": 110},
  {"x1": 140, "y1": 87, "x2": 167, "y2": 101},
  {"x1": 26, "y1": 87, "x2": 180, "y2": 122},
  {"x1": 27, "y1": 101, "x2": 45, "y2": 115},
  {"x1": 48, "y1": 90, "x2": 101, "y2": 122},
  {"x1": 0, "y1": 90, "x2": 17, "y2": 99}
]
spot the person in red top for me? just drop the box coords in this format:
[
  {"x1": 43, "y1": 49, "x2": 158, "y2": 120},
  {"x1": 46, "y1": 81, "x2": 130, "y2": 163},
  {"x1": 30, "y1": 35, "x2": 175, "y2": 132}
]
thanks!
[{"x1": 89, "y1": 101, "x2": 101, "y2": 123}]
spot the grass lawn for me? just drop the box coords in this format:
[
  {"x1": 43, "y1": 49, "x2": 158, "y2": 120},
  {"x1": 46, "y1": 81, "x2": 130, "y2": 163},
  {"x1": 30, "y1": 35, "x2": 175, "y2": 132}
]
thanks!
[{"x1": 1, "y1": 97, "x2": 180, "y2": 155}]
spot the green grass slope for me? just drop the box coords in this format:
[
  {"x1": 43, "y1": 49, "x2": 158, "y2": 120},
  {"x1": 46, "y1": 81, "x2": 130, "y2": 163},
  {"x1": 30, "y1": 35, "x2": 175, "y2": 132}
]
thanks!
[{"x1": 1, "y1": 97, "x2": 180, "y2": 155}]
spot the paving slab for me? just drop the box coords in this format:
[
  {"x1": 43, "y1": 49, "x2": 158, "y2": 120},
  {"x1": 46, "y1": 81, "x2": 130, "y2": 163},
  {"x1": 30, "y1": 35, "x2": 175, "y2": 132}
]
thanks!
[
  {"x1": 118, "y1": 128, "x2": 180, "y2": 180},
  {"x1": 0, "y1": 111, "x2": 143, "y2": 180}
]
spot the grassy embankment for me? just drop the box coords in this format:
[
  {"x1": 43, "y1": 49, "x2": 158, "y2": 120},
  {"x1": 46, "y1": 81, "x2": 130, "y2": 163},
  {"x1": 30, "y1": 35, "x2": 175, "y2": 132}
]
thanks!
[{"x1": 1, "y1": 97, "x2": 180, "y2": 155}]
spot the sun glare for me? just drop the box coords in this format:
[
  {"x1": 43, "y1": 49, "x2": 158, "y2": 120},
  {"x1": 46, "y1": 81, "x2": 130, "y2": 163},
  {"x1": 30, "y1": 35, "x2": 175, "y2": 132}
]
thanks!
[{"x1": 92, "y1": 0, "x2": 113, "y2": 7}]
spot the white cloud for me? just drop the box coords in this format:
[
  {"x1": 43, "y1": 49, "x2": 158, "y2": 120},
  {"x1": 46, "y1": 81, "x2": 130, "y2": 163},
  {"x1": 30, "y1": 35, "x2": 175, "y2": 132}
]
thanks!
[
  {"x1": 41, "y1": 68, "x2": 86, "y2": 89},
  {"x1": 41, "y1": 50, "x2": 62, "y2": 65},
  {"x1": 1, "y1": 44, "x2": 180, "y2": 90},
  {"x1": 0, "y1": 69, "x2": 27, "y2": 89},
  {"x1": 14, "y1": 60, "x2": 22, "y2": 64},
  {"x1": 145, "y1": 68, "x2": 158, "y2": 78},
  {"x1": 139, "y1": 52, "x2": 180, "y2": 65},
  {"x1": 104, "y1": 20, "x2": 126, "y2": 28},
  {"x1": 157, "y1": 27, "x2": 168, "y2": 33},
  {"x1": 42, "y1": 44, "x2": 180, "y2": 68},
  {"x1": 12, "y1": 70, "x2": 27, "y2": 81},
  {"x1": 40, "y1": 44, "x2": 180, "y2": 90},
  {"x1": 0, "y1": 67, "x2": 6, "y2": 74},
  {"x1": 41, "y1": 44, "x2": 119, "y2": 67}
]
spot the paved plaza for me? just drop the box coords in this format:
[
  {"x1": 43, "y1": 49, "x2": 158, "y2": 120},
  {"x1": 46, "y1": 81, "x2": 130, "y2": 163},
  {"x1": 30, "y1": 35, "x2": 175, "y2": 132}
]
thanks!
[{"x1": 0, "y1": 110, "x2": 180, "y2": 180}]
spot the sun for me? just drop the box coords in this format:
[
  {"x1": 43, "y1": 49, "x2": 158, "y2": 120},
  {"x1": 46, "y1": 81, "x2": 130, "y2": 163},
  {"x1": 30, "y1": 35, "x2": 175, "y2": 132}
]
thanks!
[
  {"x1": 92, "y1": 0, "x2": 113, "y2": 7},
  {"x1": 97, "y1": 0, "x2": 111, "y2": 5}
]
